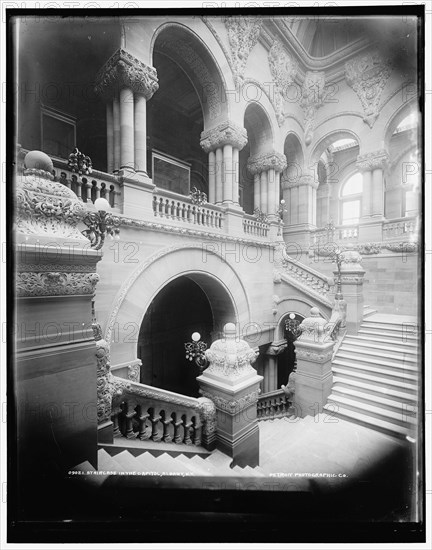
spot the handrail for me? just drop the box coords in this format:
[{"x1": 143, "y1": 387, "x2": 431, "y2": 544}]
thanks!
[
  {"x1": 110, "y1": 376, "x2": 216, "y2": 450},
  {"x1": 257, "y1": 388, "x2": 291, "y2": 420}
]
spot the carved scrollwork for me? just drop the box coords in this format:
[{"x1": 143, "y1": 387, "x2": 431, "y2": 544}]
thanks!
[
  {"x1": 96, "y1": 338, "x2": 114, "y2": 424},
  {"x1": 16, "y1": 271, "x2": 100, "y2": 297},
  {"x1": 356, "y1": 150, "x2": 390, "y2": 172},
  {"x1": 268, "y1": 39, "x2": 298, "y2": 125},
  {"x1": 345, "y1": 51, "x2": 392, "y2": 128},
  {"x1": 301, "y1": 71, "x2": 326, "y2": 146},
  {"x1": 200, "y1": 121, "x2": 248, "y2": 153},
  {"x1": 199, "y1": 389, "x2": 260, "y2": 414},
  {"x1": 247, "y1": 151, "x2": 287, "y2": 175},
  {"x1": 224, "y1": 15, "x2": 262, "y2": 86}
]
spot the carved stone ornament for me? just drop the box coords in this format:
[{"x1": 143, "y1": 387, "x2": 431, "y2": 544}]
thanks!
[
  {"x1": 16, "y1": 271, "x2": 100, "y2": 297},
  {"x1": 282, "y1": 174, "x2": 319, "y2": 190},
  {"x1": 127, "y1": 364, "x2": 140, "y2": 383},
  {"x1": 268, "y1": 39, "x2": 298, "y2": 125},
  {"x1": 356, "y1": 242, "x2": 382, "y2": 255},
  {"x1": 16, "y1": 169, "x2": 88, "y2": 241},
  {"x1": 200, "y1": 388, "x2": 260, "y2": 414},
  {"x1": 247, "y1": 151, "x2": 287, "y2": 175},
  {"x1": 300, "y1": 71, "x2": 326, "y2": 146},
  {"x1": 95, "y1": 338, "x2": 115, "y2": 424},
  {"x1": 94, "y1": 48, "x2": 159, "y2": 100},
  {"x1": 356, "y1": 150, "x2": 390, "y2": 173},
  {"x1": 224, "y1": 15, "x2": 262, "y2": 86},
  {"x1": 295, "y1": 347, "x2": 333, "y2": 363},
  {"x1": 340, "y1": 250, "x2": 363, "y2": 270},
  {"x1": 204, "y1": 323, "x2": 258, "y2": 380},
  {"x1": 200, "y1": 121, "x2": 248, "y2": 153},
  {"x1": 345, "y1": 51, "x2": 392, "y2": 128},
  {"x1": 383, "y1": 241, "x2": 419, "y2": 253},
  {"x1": 297, "y1": 307, "x2": 332, "y2": 344},
  {"x1": 162, "y1": 39, "x2": 221, "y2": 120}
]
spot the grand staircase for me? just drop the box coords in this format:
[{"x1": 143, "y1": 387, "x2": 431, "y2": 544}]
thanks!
[{"x1": 324, "y1": 311, "x2": 419, "y2": 439}]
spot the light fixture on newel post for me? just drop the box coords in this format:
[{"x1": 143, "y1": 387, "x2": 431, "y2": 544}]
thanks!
[
  {"x1": 82, "y1": 197, "x2": 121, "y2": 250},
  {"x1": 185, "y1": 332, "x2": 208, "y2": 373}
]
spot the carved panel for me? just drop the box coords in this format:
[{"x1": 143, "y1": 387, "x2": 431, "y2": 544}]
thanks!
[
  {"x1": 300, "y1": 71, "x2": 326, "y2": 146},
  {"x1": 224, "y1": 15, "x2": 262, "y2": 86},
  {"x1": 16, "y1": 271, "x2": 100, "y2": 297}
]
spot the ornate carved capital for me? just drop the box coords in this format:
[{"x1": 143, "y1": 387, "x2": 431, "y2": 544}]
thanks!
[
  {"x1": 94, "y1": 48, "x2": 159, "y2": 100},
  {"x1": 247, "y1": 151, "x2": 287, "y2": 175},
  {"x1": 345, "y1": 50, "x2": 392, "y2": 128},
  {"x1": 16, "y1": 271, "x2": 100, "y2": 297},
  {"x1": 224, "y1": 15, "x2": 262, "y2": 86},
  {"x1": 356, "y1": 149, "x2": 390, "y2": 172},
  {"x1": 200, "y1": 121, "x2": 248, "y2": 153}
]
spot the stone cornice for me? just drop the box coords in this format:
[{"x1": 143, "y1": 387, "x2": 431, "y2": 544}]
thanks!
[
  {"x1": 200, "y1": 122, "x2": 248, "y2": 153},
  {"x1": 247, "y1": 151, "x2": 287, "y2": 175},
  {"x1": 356, "y1": 149, "x2": 390, "y2": 172},
  {"x1": 94, "y1": 48, "x2": 159, "y2": 100}
]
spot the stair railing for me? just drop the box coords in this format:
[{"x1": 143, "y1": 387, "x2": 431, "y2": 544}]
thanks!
[{"x1": 257, "y1": 388, "x2": 292, "y2": 420}]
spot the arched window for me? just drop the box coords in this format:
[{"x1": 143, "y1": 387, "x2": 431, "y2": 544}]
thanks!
[{"x1": 340, "y1": 172, "x2": 363, "y2": 225}]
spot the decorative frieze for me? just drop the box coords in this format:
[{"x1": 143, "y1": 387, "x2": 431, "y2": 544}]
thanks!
[
  {"x1": 295, "y1": 347, "x2": 334, "y2": 363},
  {"x1": 247, "y1": 151, "x2": 287, "y2": 175},
  {"x1": 200, "y1": 121, "x2": 248, "y2": 153},
  {"x1": 301, "y1": 71, "x2": 326, "y2": 146},
  {"x1": 356, "y1": 150, "x2": 390, "y2": 172},
  {"x1": 199, "y1": 389, "x2": 260, "y2": 414},
  {"x1": 94, "y1": 48, "x2": 159, "y2": 100},
  {"x1": 345, "y1": 51, "x2": 392, "y2": 128},
  {"x1": 16, "y1": 271, "x2": 100, "y2": 297},
  {"x1": 224, "y1": 15, "x2": 262, "y2": 86},
  {"x1": 282, "y1": 174, "x2": 319, "y2": 189}
]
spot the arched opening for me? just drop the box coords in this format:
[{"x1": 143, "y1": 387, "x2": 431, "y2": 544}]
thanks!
[
  {"x1": 137, "y1": 274, "x2": 236, "y2": 398},
  {"x1": 340, "y1": 172, "x2": 363, "y2": 225},
  {"x1": 239, "y1": 103, "x2": 274, "y2": 214},
  {"x1": 277, "y1": 312, "x2": 304, "y2": 388},
  {"x1": 150, "y1": 25, "x2": 227, "y2": 198}
]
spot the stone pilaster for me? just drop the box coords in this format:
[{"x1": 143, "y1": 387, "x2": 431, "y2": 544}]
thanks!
[
  {"x1": 197, "y1": 323, "x2": 263, "y2": 467},
  {"x1": 200, "y1": 121, "x2": 248, "y2": 206},
  {"x1": 333, "y1": 251, "x2": 365, "y2": 334},
  {"x1": 356, "y1": 149, "x2": 389, "y2": 241},
  {"x1": 94, "y1": 48, "x2": 158, "y2": 178},
  {"x1": 293, "y1": 308, "x2": 334, "y2": 417}
]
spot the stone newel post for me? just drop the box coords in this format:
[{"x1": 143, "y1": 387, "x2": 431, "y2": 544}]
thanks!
[
  {"x1": 293, "y1": 308, "x2": 335, "y2": 418},
  {"x1": 197, "y1": 323, "x2": 263, "y2": 467},
  {"x1": 333, "y1": 251, "x2": 365, "y2": 334}
]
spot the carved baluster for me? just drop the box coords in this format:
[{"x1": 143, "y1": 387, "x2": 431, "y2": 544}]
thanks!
[
  {"x1": 109, "y1": 184, "x2": 115, "y2": 207},
  {"x1": 60, "y1": 171, "x2": 70, "y2": 189},
  {"x1": 173, "y1": 416, "x2": 183, "y2": 444},
  {"x1": 183, "y1": 418, "x2": 193, "y2": 445},
  {"x1": 192, "y1": 417, "x2": 202, "y2": 446},
  {"x1": 81, "y1": 177, "x2": 88, "y2": 202},
  {"x1": 138, "y1": 406, "x2": 150, "y2": 440},
  {"x1": 124, "y1": 401, "x2": 137, "y2": 439},
  {"x1": 161, "y1": 411, "x2": 173, "y2": 443},
  {"x1": 158, "y1": 197, "x2": 163, "y2": 216},
  {"x1": 175, "y1": 202, "x2": 180, "y2": 220},
  {"x1": 152, "y1": 196, "x2": 157, "y2": 216},
  {"x1": 150, "y1": 408, "x2": 162, "y2": 442},
  {"x1": 111, "y1": 405, "x2": 122, "y2": 438},
  {"x1": 100, "y1": 182, "x2": 107, "y2": 199}
]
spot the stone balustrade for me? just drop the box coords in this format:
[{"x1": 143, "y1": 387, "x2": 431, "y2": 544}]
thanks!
[
  {"x1": 152, "y1": 189, "x2": 224, "y2": 230},
  {"x1": 283, "y1": 257, "x2": 333, "y2": 300},
  {"x1": 383, "y1": 216, "x2": 417, "y2": 240},
  {"x1": 257, "y1": 389, "x2": 291, "y2": 420},
  {"x1": 242, "y1": 213, "x2": 270, "y2": 237},
  {"x1": 110, "y1": 377, "x2": 217, "y2": 450}
]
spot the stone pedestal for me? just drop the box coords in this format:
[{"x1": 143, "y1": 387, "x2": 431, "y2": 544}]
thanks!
[
  {"x1": 121, "y1": 174, "x2": 155, "y2": 219},
  {"x1": 293, "y1": 308, "x2": 334, "y2": 418},
  {"x1": 15, "y1": 152, "x2": 103, "y2": 478},
  {"x1": 197, "y1": 323, "x2": 263, "y2": 467},
  {"x1": 333, "y1": 251, "x2": 365, "y2": 334}
]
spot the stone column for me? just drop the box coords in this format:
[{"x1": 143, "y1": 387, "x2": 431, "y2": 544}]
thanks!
[
  {"x1": 15, "y1": 151, "x2": 102, "y2": 481},
  {"x1": 333, "y1": 251, "x2": 365, "y2": 334},
  {"x1": 282, "y1": 174, "x2": 319, "y2": 250},
  {"x1": 293, "y1": 308, "x2": 334, "y2": 418},
  {"x1": 106, "y1": 102, "x2": 114, "y2": 174},
  {"x1": 197, "y1": 323, "x2": 263, "y2": 467},
  {"x1": 208, "y1": 150, "x2": 216, "y2": 203},
  {"x1": 112, "y1": 95, "x2": 120, "y2": 172},
  {"x1": 200, "y1": 121, "x2": 248, "y2": 206},
  {"x1": 264, "y1": 340, "x2": 287, "y2": 394},
  {"x1": 94, "y1": 48, "x2": 159, "y2": 181},
  {"x1": 356, "y1": 150, "x2": 389, "y2": 241},
  {"x1": 247, "y1": 152, "x2": 287, "y2": 218}
]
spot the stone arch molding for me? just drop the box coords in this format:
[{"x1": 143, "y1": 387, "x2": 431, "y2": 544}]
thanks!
[
  {"x1": 104, "y1": 244, "x2": 251, "y2": 365},
  {"x1": 150, "y1": 21, "x2": 233, "y2": 127}
]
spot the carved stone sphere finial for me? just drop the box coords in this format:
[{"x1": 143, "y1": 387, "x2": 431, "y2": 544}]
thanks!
[
  {"x1": 223, "y1": 323, "x2": 237, "y2": 339},
  {"x1": 310, "y1": 307, "x2": 320, "y2": 317},
  {"x1": 24, "y1": 150, "x2": 54, "y2": 174}
]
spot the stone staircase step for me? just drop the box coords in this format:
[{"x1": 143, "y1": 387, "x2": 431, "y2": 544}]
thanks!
[
  {"x1": 360, "y1": 321, "x2": 419, "y2": 334},
  {"x1": 102, "y1": 438, "x2": 210, "y2": 459},
  {"x1": 332, "y1": 376, "x2": 418, "y2": 405},
  {"x1": 332, "y1": 366, "x2": 418, "y2": 394},
  {"x1": 358, "y1": 329, "x2": 418, "y2": 343},
  {"x1": 323, "y1": 404, "x2": 413, "y2": 439},
  {"x1": 97, "y1": 448, "x2": 123, "y2": 473},
  {"x1": 332, "y1": 359, "x2": 419, "y2": 382},
  {"x1": 343, "y1": 335, "x2": 418, "y2": 356},
  {"x1": 327, "y1": 394, "x2": 416, "y2": 427},
  {"x1": 363, "y1": 305, "x2": 377, "y2": 318},
  {"x1": 336, "y1": 349, "x2": 418, "y2": 368},
  {"x1": 112, "y1": 450, "x2": 143, "y2": 472},
  {"x1": 341, "y1": 339, "x2": 418, "y2": 357}
]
